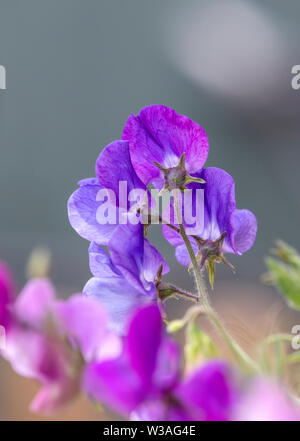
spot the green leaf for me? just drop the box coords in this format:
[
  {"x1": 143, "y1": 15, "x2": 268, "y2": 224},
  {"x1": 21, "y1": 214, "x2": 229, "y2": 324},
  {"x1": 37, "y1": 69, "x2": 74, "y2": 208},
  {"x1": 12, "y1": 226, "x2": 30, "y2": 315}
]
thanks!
[
  {"x1": 265, "y1": 256, "x2": 300, "y2": 310},
  {"x1": 272, "y1": 240, "x2": 300, "y2": 270},
  {"x1": 184, "y1": 322, "x2": 218, "y2": 370}
]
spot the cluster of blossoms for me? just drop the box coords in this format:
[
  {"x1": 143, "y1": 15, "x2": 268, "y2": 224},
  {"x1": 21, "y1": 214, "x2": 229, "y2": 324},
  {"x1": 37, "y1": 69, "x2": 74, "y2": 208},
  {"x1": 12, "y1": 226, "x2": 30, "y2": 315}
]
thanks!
[{"x1": 0, "y1": 105, "x2": 299, "y2": 420}]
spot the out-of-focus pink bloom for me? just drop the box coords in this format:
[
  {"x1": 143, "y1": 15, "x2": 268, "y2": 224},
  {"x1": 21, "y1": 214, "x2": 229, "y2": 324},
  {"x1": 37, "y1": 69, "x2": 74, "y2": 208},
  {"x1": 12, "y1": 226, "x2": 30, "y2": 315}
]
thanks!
[
  {"x1": 0, "y1": 277, "x2": 120, "y2": 414},
  {"x1": 234, "y1": 380, "x2": 300, "y2": 421},
  {"x1": 0, "y1": 261, "x2": 15, "y2": 329},
  {"x1": 84, "y1": 305, "x2": 237, "y2": 421}
]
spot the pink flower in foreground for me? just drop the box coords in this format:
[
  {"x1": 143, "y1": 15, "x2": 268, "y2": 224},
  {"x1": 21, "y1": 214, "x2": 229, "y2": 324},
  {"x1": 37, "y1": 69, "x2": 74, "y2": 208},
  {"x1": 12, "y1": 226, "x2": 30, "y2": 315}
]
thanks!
[
  {"x1": 0, "y1": 276, "x2": 120, "y2": 414},
  {"x1": 234, "y1": 380, "x2": 300, "y2": 421}
]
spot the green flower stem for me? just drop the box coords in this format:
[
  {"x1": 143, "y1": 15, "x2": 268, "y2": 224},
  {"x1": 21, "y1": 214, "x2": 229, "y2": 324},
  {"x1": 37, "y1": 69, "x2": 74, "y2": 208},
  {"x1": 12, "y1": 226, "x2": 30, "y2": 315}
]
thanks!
[{"x1": 173, "y1": 193, "x2": 259, "y2": 373}]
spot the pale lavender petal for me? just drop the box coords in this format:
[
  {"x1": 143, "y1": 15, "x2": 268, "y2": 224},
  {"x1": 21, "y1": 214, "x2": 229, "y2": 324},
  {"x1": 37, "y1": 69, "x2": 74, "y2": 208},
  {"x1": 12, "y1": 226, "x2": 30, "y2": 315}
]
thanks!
[
  {"x1": 174, "y1": 244, "x2": 192, "y2": 267},
  {"x1": 123, "y1": 105, "x2": 209, "y2": 185},
  {"x1": 229, "y1": 209, "x2": 258, "y2": 255},
  {"x1": 88, "y1": 242, "x2": 121, "y2": 278},
  {"x1": 161, "y1": 222, "x2": 183, "y2": 247},
  {"x1": 83, "y1": 276, "x2": 155, "y2": 334},
  {"x1": 68, "y1": 178, "x2": 117, "y2": 246},
  {"x1": 142, "y1": 239, "x2": 169, "y2": 282}
]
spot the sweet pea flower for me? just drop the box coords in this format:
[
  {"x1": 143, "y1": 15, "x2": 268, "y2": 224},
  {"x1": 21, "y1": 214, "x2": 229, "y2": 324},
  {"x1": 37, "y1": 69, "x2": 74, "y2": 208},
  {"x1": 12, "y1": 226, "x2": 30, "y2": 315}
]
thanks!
[
  {"x1": 162, "y1": 167, "x2": 257, "y2": 286},
  {"x1": 122, "y1": 105, "x2": 209, "y2": 190},
  {"x1": 83, "y1": 304, "x2": 237, "y2": 421},
  {"x1": 83, "y1": 223, "x2": 169, "y2": 334},
  {"x1": 68, "y1": 140, "x2": 149, "y2": 246},
  {"x1": 0, "y1": 277, "x2": 120, "y2": 414},
  {"x1": 234, "y1": 380, "x2": 300, "y2": 421}
]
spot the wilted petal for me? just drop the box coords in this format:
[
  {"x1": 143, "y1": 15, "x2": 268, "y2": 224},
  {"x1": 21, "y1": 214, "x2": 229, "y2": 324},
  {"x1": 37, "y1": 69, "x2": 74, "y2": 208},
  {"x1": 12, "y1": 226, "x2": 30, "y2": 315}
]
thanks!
[{"x1": 123, "y1": 105, "x2": 209, "y2": 185}]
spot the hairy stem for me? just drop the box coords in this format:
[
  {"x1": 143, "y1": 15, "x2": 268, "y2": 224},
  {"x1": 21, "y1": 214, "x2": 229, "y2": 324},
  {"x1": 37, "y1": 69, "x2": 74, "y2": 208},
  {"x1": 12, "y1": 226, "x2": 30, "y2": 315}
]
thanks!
[{"x1": 173, "y1": 193, "x2": 259, "y2": 373}]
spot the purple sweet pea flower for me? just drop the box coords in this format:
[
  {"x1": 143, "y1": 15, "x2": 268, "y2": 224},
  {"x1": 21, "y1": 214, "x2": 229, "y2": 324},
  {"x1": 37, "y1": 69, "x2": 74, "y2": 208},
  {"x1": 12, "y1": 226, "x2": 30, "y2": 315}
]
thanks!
[
  {"x1": 83, "y1": 304, "x2": 237, "y2": 421},
  {"x1": 68, "y1": 140, "x2": 150, "y2": 246},
  {"x1": 1, "y1": 278, "x2": 120, "y2": 414},
  {"x1": 83, "y1": 223, "x2": 169, "y2": 334},
  {"x1": 122, "y1": 105, "x2": 209, "y2": 188},
  {"x1": 162, "y1": 167, "x2": 257, "y2": 284}
]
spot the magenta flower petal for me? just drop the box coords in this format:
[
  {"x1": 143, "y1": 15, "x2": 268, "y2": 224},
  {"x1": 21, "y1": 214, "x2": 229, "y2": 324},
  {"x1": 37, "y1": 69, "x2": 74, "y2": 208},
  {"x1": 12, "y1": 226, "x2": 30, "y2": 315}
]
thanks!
[
  {"x1": 0, "y1": 261, "x2": 15, "y2": 329},
  {"x1": 125, "y1": 304, "x2": 162, "y2": 385},
  {"x1": 122, "y1": 105, "x2": 209, "y2": 185},
  {"x1": 153, "y1": 340, "x2": 181, "y2": 391},
  {"x1": 83, "y1": 305, "x2": 164, "y2": 415},
  {"x1": 83, "y1": 357, "x2": 145, "y2": 415},
  {"x1": 174, "y1": 360, "x2": 236, "y2": 421}
]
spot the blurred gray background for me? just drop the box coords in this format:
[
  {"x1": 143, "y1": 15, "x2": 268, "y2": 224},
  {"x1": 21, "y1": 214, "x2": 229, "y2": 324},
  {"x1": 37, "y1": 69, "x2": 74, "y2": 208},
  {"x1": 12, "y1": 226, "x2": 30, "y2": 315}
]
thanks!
[{"x1": 0, "y1": 0, "x2": 300, "y2": 294}]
